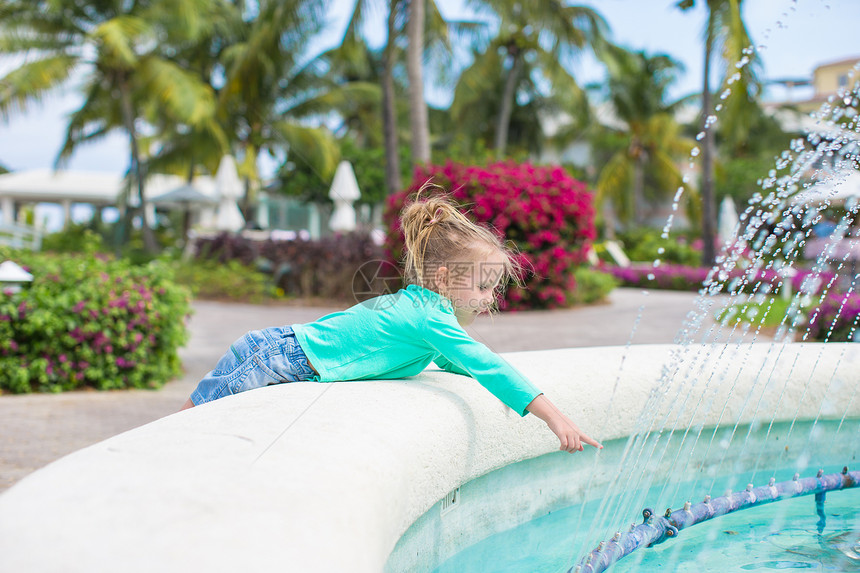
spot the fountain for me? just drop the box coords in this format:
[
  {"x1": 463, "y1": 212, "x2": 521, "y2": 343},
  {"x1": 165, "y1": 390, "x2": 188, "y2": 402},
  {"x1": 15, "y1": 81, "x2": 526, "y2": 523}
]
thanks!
[
  {"x1": 391, "y1": 27, "x2": 860, "y2": 573},
  {"x1": 0, "y1": 9, "x2": 858, "y2": 573}
]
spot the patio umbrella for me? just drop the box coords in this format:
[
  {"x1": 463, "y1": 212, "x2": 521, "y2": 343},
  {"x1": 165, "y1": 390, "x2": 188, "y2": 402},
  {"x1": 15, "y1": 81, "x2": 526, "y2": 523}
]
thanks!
[
  {"x1": 328, "y1": 161, "x2": 361, "y2": 232},
  {"x1": 718, "y1": 196, "x2": 740, "y2": 247},
  {"x1": 791, "y1": 170, "x2": 860, "y2": 206},
  {"x1": 215, "y1": 155, "x2": 245, "y2": 232},
  {"x1": 149, "y1": 185, "x2": 219, "y2": 207},
  {"x1": 150, "y1": 184, "x2": 219, "y2": 242}
]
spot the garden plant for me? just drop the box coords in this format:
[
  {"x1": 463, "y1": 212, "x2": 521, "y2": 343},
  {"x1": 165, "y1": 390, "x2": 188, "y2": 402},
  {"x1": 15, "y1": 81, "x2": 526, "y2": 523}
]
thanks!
[
  {"x1": 0, "y1": 247, "x2": 191, "y2": 394},
  {"x1": 384, "y1": 161, "x2": 606, "y2": 310}
]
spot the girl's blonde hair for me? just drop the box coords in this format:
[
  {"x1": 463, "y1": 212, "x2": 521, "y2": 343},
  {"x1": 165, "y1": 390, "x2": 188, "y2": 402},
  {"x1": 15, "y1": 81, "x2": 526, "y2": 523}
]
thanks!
[{"x1": 399, "y1": 184, "x2": 522, "y2": 298}]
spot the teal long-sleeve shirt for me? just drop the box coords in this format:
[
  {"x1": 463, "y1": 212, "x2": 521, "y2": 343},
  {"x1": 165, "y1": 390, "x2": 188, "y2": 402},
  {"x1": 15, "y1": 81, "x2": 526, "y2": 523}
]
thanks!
[{"x1": 291, "y1": 284, "x2": 541, "y2": 416}]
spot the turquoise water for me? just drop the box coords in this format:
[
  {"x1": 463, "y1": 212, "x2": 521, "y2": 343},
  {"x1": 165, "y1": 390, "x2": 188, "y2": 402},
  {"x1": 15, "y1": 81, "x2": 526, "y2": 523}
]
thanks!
[{"x1": 432, "y1": 469, "x2": 860, "y2": 573}]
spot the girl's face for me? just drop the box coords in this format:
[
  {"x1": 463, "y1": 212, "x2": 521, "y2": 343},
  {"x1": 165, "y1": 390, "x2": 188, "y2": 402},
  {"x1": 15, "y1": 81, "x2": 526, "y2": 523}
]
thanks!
[{"x1": 436, "y1": 248, "x2": 507, "y2": 326}]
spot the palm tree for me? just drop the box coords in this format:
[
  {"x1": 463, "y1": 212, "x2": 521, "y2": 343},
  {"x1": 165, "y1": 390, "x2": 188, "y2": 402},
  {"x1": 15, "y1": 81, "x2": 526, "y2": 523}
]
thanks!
[
  {"x1": 676, "y1": 0, "x2": 762, "y2": 266},
  {"x1": 0, "y1": 0, "x2": 219, "y2": 252},
  {"x1": 446, "y1": 48, "x2": 555, "y2": 159},
  {"x1": 382, "y1": 2, "x2": 404, "y2": 192},
  {"x1": 333, "y1": 0, "x2": 463, "y2": 192},
  {"x1": 462, "y1": 0, "x2": 608, "y2": 158},
  {"x1": 332, "y1": 0, "x2": 403, "y2": 193},
  {"x1": 138, "y1": 0, "x2": 341, "y2": 219},
  {"x1": 406, "y1": 0, "x2": 430, "y2": 164},
  {"x1": 143, "y1": 1, "x2": 237, "y2": 180},
  {"x1": 215, "y1": 0, "x2": 340, "y2": 219},
  {"x1": 591, "y1": 46, "x2": 696, "y2": 231}
]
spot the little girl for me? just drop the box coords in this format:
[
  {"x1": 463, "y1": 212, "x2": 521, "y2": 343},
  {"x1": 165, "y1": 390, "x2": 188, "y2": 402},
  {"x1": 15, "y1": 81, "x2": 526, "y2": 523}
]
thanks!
[{"x1": 181, "y1": 194, "x2": 601, "y2": 454}]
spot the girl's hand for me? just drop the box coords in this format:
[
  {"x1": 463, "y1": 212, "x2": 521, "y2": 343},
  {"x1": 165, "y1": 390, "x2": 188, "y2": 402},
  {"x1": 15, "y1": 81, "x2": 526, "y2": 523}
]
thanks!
[{"x1": 526, "y1": 394, "x2": 602, "y2": 453}]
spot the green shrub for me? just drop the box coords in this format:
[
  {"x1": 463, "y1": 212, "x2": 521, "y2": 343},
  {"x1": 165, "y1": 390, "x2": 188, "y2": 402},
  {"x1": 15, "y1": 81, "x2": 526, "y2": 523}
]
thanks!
[
  {"x1": 0, "y1": 249, "x2": 191, "y2": 394},
  {"x1": 40, "y1": 225, "x2": 105, "y2": 253},
  {"x1": 171, "y1": 258, "x2": 280, "y2": 304},
  {"x1": 40, "y1": 221, "x2": 181, "y2": 263},
  {"x1": 616, "y1": 228, "x2": 702, "y2": 266},
  {"x1": 569, "y1": 267, "x2": 618, "y2": 305}
]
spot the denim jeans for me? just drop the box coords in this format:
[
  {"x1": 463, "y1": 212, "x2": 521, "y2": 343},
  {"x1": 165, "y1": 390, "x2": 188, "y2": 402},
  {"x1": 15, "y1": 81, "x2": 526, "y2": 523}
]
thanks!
[{"x1": 190, "y1": 326, "x2": 316, "y2": 405}]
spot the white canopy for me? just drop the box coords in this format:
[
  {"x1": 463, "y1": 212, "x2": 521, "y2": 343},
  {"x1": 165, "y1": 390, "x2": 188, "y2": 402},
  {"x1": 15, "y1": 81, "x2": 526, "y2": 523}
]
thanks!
[
  {"x1": 214, "y1": 155, "x2": 245, "y2": 232},
  {"x1": 791, "y1": 170, "x2": 860, "y2": 206},
  {"x1": 0, "y1": 169, "x2": 123, "y2": 204},
  {"x1": 0, "y1": 168, "x2": 216, "y2": 226},
  {"x1": 0, "y1": 169, "x2": 215, "y2": 204},
  {"x1": 328, "y1": 160, "x2": 361, "y2": 232}
]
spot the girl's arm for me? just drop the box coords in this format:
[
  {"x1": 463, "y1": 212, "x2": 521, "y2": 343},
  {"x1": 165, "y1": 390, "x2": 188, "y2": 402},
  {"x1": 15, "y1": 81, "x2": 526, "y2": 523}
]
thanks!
[{"x1": 526, "y1": 394, "x2": 602, "y2": 454}]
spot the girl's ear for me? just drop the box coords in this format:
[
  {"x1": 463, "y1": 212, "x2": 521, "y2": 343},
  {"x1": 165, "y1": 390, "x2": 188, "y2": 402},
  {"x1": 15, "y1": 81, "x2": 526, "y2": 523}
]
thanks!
[{"x1": 433, "y1": 265, "x2": 449, "y2": 294}]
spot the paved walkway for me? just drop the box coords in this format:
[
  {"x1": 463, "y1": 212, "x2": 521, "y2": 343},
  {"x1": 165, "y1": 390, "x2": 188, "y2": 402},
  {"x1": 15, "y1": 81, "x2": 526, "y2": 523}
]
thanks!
[{"x1": 0, "y1": 287, "x2": 756, "y2": 493}]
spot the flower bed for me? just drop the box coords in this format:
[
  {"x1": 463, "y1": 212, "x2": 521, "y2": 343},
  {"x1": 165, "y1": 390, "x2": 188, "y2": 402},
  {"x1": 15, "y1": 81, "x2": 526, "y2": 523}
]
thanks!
[
  {"x1": 806, "y1": 291, "x2": 860, "y2": 342},
  {"x1": 192, "y1": 231, "x2": 387, "y2": 302},
  {"x1": 607, "y1": 263, "x2": 836, "y2": 296},
  {"x1": 0, "y1": 251, "x2": 191, "y2": 394},
  {"x1": 384, "y1": 161, "x2": 597, "y2": 310}
]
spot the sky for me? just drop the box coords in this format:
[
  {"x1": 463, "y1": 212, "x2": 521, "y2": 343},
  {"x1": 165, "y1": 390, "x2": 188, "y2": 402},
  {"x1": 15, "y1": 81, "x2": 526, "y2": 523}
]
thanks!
[{"x1": 0, "y1": 0, "x2": 858, "y2": 177}]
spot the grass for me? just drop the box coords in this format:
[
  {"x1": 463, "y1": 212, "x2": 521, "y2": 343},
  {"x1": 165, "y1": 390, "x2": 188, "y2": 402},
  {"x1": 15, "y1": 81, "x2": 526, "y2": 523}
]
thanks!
[{"x1": 715, "y1": 296, "x2": 805, "y2": 329}]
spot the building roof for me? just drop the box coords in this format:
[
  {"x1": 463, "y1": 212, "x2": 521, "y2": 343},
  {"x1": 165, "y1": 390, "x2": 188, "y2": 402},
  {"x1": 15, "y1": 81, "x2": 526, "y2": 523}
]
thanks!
[
  {"x1": 0, "y1": 169, "x2": 122, "y2": 203},
  {"x1": 0, "y1": 169, "x2": 216, "y2": 206},
  {"x1": 814, "y1": 55, "x2": 860, "y2": 71}
]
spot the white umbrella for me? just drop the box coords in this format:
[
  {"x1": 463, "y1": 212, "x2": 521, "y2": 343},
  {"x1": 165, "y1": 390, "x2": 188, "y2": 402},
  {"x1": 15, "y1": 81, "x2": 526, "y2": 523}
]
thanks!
[
  {"x1": 215, "y1": 155, "x2": 245, "y2": 232},
  {"x1": 150, "y1": 184, "x2": 219, "y2": 242},
  {"x1": 718, "y1": 196, "x2": 740, "y2": 247},
  {"x1": 0, "y1": 260, "x2": 33, "y2": 292},
  {"x1": 149, "y1": 184, "x2": 219, "y2": 207},
  {"x1": 791, "y1": 170, "x2": 860, "y2": 206},
  {"x1": 328, "y1": 161, "x2": 361, "y2": 232}
]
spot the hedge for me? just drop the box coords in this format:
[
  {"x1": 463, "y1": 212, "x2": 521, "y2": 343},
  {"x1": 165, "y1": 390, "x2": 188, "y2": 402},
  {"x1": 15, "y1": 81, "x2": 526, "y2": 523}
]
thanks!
[
  {"x1": 0, "y1": 249, "x2": 191, "y2": 394},
  {"x1": 192, "y1": 231, "x2": 389, "y2": 302}
]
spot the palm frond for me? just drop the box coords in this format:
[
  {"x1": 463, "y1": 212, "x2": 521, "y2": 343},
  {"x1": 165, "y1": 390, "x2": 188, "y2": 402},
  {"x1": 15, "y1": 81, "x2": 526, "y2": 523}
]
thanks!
[
  {"x1": 596, "y1": 150, "x2": 635, "y2": 223},
  {"x1": 56, "y1": 77, "x2": 124, "y2": 167},
  {"x1": 271, "y1": 121, "x2": 340, "y2": 183},
  {"x1": 0, "y1": 54, "x2": 78, "y2": 120},
  {"x1": 136, "y1": 57, "x2": 218, "y2": 125},
  {"x1": 91, "y1": 16, "x2": 150, "y2": 69},
  {"x1": 287, "y1": 82, "x2": 381, "y2": 118}
]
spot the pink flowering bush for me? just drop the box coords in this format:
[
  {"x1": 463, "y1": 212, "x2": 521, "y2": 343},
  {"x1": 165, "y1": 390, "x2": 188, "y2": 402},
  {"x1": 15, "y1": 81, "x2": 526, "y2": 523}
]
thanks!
[
  {"x1": 607, "y1": 263, "x2": 836, "y2": 296},
  {"x1": 806, "y1": 291, "x2": 860, "y2": 342},
  {"x1": 0, "y1": 249, "x2": 191, "y2": 393},
  {"x1": 384, "y1": 161, "x2": 597, "y2": 310}
]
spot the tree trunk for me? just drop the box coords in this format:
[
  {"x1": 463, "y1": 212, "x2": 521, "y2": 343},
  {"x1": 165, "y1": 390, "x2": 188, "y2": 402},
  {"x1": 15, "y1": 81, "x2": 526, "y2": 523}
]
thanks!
[
  {"x1": 495, "y1": 46, "x2": 522, "y2": 158},
  {"x1": 632, "y1": 146, "x2": 647, "y2": 225},
  {"x1": 241, "y1": 139, "x2": 259, "y2": 224},
  {"x1": 406, "y1": 0, "x2": 430, "y2": 165},
  {"x1": 117, "y1": 72, "x2": 158, "y2": 253},
  {"x1": 700, "y1": 17, "x2": 718, "y2": 267},
  {"x1": 382, "y1": 2, "x2": 401, "y2": 193}
]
